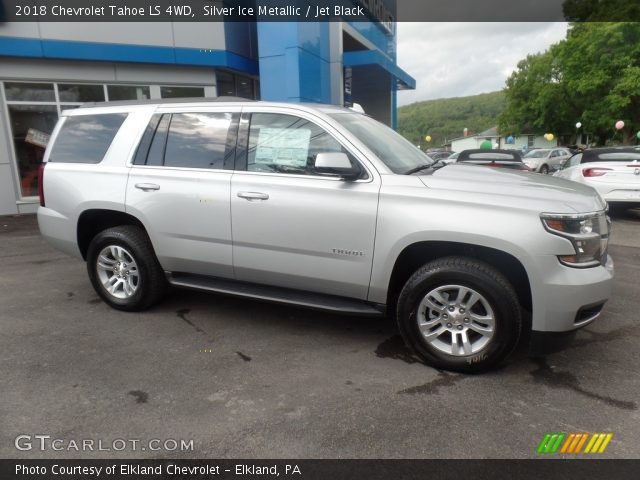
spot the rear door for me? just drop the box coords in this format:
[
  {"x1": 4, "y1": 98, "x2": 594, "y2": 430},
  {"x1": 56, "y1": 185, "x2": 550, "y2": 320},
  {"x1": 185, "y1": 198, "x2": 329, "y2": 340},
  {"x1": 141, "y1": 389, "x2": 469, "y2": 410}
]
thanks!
[
  {"x1": 230, "y1": 108, "x2": 380, "y2": 300},
  {"x1": 550, "y1": 149, "x2": 569, "y2": 170},
  {"x1": 126, "y1": 106, "x2": 239, "y2": 277}
]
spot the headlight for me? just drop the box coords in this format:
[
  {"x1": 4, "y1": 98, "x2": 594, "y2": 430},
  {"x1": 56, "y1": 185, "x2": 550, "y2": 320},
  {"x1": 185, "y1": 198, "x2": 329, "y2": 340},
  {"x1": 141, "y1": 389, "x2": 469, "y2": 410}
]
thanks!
[{"x1": 541, "y1": 211, "x2": 610, "y2": 267}]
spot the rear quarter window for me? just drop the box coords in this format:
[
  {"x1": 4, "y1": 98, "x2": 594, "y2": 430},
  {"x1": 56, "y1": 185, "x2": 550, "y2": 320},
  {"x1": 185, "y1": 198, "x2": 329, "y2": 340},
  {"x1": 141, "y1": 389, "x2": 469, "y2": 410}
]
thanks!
[
  {"x1": 592, "y1": 153, "x2": 640, "y2": 162},
  {"x1": 48, "y1": 113, "x2": 127, "y2": 164}
]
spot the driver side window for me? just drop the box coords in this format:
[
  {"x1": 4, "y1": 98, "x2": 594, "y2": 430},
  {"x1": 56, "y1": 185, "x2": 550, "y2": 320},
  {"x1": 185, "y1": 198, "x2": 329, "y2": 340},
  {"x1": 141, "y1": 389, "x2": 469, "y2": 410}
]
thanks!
[{"x1": 246, "y1": 113, "x2": 361, "y2": 177}]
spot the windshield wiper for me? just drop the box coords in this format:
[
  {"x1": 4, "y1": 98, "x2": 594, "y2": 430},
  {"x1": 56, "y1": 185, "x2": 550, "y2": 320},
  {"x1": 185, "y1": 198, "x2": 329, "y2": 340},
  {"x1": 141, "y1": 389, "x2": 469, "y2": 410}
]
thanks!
[
  {"x1": 403, "y1": 163, "x2": 433, "y2": 175},
  {"x1": 404, "y1": 160, "x2": 447, "y2": 175}
]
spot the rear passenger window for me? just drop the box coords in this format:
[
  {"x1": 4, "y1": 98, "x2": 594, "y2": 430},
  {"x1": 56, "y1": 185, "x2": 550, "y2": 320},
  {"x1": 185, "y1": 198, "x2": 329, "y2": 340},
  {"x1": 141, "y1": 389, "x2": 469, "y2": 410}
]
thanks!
[
  {"x1": 136, "y1": 112, "x2": 234, "y2": 169},
  {"x1": 164, "y1": 113, "x2": 233, "y2": 169},
  {"x1": 48, "y1": 113, "x2": 127, "y2": 163}
]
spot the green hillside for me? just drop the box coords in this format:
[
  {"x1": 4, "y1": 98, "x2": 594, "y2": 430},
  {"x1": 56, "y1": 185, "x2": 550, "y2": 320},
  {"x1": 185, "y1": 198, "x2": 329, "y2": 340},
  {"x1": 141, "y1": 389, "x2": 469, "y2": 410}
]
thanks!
[{"x1": 398, "y1": 91, "x2": 506, "y2": 148}]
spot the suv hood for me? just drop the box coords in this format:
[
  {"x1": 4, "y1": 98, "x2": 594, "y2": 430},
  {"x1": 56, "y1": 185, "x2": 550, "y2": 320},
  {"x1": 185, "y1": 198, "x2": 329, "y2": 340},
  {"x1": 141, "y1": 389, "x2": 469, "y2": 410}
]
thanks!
[{"x1": 420, "y1": 164, "x2": 606, "y2": 213}]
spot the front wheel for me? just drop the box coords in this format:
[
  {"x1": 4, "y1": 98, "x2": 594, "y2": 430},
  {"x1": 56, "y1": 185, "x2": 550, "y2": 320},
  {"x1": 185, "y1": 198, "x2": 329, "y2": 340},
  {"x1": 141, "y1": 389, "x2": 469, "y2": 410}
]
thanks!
[
  {"x1": 396, "y1": 257, "x2": 522, "y2": 373},
  {"x1": 87, "y1": 225, "x2": 166, "y2": 311},
  {"x1": 540, "y1": 164, "x2": 549, "y2": 174}
]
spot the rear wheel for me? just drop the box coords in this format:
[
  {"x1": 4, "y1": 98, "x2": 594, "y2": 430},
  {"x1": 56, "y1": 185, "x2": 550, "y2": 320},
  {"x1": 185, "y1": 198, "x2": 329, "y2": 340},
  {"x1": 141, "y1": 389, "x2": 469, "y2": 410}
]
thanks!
[
  {"x1": 87, "y1": 226, "x2": 166, "y2": 311},
  {"x1": 396, "y1": 256, "x2": 522, "y2": 373}
]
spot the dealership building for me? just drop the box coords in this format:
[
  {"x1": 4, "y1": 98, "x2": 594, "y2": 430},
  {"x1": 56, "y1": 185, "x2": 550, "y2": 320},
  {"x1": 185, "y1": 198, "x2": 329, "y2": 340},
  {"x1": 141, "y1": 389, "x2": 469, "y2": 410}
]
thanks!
[{"x1": 0, "y1": 6, "x2": 415, "y2": 216}]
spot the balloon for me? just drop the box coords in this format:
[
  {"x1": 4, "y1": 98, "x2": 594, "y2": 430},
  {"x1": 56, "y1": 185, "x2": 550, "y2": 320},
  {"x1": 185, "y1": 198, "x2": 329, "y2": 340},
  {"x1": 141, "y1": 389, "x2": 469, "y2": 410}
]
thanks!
[
  {"x1": 576, "y1": 122, "x2": 582, "y2": 129},
  {"x1": 615, "y1": 120, "x2": 625, "y2": 130},
  {"x1": 463, "y1": 128, "x2": 469, "y2": 137},
  {"x1": 425, "y1": 135, "x2": 432, "y2": 142},
  {"x1": 637, "y1": 131, "x2": 640, "y2": 140},
  {"x1": 493, "y1": 142, "x2": 499, "y2": 149},
  {"x1": 545, "y1": 133, "x2": 554, "y2": 141},
  {"x1": 480, "y1": 140, "x2": 492, "y2": 150},
  {"x1": 507, "y1": 135, "x2": 514, "y2": 144}
]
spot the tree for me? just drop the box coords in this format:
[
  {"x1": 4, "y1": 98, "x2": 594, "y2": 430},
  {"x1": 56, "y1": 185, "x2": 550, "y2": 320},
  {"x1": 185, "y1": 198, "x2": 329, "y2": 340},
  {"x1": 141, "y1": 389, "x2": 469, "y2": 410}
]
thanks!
[
  {"x1": 398, "y1": 92, "x2": 506, "y2": 148},
  {"x1": 499, "y1": 22, "x2": 640, "y2": 145},
  {"x1": 498, "y1": 46, "x2": 578, "y2": 137},
  {"x1": 563, "y1": 0, "x2": 640, "y2": 21}
]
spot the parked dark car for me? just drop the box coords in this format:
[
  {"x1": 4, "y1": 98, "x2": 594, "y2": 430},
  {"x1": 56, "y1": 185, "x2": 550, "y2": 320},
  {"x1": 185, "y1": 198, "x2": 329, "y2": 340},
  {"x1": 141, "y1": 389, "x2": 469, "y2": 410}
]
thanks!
[{"x1": 456, "y1": 149, "x2": 531, "y2": 171}]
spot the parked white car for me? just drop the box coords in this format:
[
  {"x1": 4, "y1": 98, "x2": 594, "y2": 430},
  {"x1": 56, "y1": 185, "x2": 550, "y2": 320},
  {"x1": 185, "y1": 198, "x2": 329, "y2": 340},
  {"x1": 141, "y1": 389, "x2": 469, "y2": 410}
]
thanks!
[
  {"x1": 554, "y1": 147, "x2": 640, "y2": 208},
  {"x1": 523, "y1": 148, "x2": 572, "y2": 174}
]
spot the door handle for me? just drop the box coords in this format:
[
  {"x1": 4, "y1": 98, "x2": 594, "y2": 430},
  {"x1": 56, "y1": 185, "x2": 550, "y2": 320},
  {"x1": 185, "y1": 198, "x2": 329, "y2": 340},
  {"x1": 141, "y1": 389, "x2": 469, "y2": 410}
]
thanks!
[
  {"x1": 135, "y1": 183, "x2": 160, "y2": 192},
  {"x1": 237, "y1": 191, "x2": 269, "y2": 201}
]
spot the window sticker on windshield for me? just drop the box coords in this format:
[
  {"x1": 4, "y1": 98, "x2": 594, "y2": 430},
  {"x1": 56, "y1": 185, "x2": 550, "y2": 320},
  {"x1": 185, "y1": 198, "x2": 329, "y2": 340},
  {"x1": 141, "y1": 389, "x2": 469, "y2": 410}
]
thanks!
[{"x1": 255, "y1": 128, "x2": 311, "y2": 167}]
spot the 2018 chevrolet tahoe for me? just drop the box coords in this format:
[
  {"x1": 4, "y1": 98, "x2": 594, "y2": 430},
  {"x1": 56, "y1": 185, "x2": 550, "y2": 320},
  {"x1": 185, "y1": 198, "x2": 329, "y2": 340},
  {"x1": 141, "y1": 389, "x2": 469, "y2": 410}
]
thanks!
[{"x1": 37, "y1": 98, "x2": 614, "y2": 372}]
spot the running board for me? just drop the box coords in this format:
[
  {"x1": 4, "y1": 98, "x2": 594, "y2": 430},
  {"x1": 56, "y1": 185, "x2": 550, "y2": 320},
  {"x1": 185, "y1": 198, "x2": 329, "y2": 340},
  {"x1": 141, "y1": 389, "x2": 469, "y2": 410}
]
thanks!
[{"x1": 167, "y1": 273, "x2": 385, "y2": 317}]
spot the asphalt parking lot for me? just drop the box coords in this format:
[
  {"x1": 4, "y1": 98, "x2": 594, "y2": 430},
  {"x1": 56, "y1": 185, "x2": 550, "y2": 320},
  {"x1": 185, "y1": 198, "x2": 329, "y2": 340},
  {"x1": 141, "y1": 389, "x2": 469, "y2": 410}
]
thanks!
[{"x1": 1, "y1": 210, "x2": 640, "y2": 459}]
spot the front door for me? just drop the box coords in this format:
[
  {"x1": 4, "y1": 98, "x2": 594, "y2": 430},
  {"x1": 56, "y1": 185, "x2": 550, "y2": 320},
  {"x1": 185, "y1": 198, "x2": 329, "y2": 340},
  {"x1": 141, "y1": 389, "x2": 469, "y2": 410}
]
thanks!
[{"x1": 230, "y1": 111, "x2": 380, "y2": 300}]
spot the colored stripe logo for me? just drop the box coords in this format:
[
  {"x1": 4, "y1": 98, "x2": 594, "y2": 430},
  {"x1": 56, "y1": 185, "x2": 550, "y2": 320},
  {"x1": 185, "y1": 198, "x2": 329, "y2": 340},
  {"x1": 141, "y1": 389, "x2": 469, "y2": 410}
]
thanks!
[{"x1": 537, "y1": 432, "x2": 613, "y2": 454}]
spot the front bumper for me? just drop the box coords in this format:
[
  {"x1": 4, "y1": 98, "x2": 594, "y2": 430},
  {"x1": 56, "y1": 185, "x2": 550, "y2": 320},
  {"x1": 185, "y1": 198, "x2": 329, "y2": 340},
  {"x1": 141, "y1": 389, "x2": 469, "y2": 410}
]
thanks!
[
  {"x1": 528, "y1": 254, "x2": 613, "y2": 355},
  {"x1": 528, "y1": 253, "x2": 613, "y2": 337}
]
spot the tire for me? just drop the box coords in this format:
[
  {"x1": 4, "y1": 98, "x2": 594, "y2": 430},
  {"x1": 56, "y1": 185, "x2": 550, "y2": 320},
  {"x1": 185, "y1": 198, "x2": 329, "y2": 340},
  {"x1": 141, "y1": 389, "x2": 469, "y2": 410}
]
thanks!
[
  {"x1": 540, "y1": 164, "x2": 549, "y2": 174},
  {"x1": 396, "y1": 256, "x2": 522, "y2": 373},
  {"x1": 86, "y1": 225, "x2": 166, "y2": 311}
]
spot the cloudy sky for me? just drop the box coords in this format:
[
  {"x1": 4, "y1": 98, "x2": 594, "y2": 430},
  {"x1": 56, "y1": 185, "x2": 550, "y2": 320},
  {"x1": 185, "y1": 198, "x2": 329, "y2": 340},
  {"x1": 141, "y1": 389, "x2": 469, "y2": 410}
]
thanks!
[{"x1": 396, "y1": 23, "x2": 568, "y2": 106}]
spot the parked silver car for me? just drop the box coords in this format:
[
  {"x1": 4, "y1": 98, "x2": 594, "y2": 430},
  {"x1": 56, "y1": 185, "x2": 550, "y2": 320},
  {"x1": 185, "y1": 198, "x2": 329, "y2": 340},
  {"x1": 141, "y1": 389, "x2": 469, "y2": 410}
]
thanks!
[
  {"x1": 523, "y1": 148, "x2": 572, "y2": 174},
  {"x1": 38, "y1": 98, "x2": 613, "y2": 372}
]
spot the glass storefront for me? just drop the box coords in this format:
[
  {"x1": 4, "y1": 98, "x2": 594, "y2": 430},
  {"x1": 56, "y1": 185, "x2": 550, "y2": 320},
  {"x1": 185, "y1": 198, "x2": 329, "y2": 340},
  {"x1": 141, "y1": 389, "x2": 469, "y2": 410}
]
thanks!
[
  {"x1": 107, "y1": 85, "x2": 150, "y2": 101},
  {"x1": 160, "y1": 86, "x2": 205, "y2": 98},
  {"x1": 216, "y1": 71, "x2": 259, "y2": 99},
  {"x1": 58, "y1": 84, "x2": 105, "y2": 103},
  {"x1": 7, "y1": 104, "x2": 58, "y2": 197}
]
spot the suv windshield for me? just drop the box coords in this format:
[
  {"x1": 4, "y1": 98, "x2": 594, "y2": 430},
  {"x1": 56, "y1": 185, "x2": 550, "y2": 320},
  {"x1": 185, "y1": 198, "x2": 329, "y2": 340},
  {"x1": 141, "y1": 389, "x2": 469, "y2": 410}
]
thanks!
[{"x1": 329, "y1": 113, "x2": 433, "y2": 174}]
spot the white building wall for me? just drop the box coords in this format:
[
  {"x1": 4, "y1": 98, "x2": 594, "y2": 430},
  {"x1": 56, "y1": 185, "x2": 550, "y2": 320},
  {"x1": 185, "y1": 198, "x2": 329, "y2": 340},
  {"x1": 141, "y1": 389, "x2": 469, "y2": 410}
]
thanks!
[
  {"x1": 451, "y1": 136, "x2": 479, "y2": 152},
  {"x1": 532, "y1": 136, "x2": 558, "y2": 149},
  {"x1": 501, "y1": 135, "x2": 557, "y2": 151},
  {"x1": 0, "y1": 57, "x2": 218, "y2": 85}
]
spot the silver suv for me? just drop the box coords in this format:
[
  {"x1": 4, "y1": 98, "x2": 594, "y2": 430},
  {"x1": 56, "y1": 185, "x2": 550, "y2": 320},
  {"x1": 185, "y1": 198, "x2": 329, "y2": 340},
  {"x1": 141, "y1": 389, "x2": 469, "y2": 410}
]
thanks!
[{"x1": 38, "y1": 98, "x2": 614, "y2": 372}]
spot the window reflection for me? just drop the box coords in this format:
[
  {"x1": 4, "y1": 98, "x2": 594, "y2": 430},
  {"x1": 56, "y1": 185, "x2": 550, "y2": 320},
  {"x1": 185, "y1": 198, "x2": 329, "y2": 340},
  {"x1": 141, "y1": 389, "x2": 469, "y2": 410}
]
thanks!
[
  {"x1": 48, "y1": 114, "x2": 127, "y2": 164},
  {"x1": 7, "y1": 105, "x2": 58, "y2": 196},
  {"x1": 4, "y1": 83, "x2": 55, "y2": 102},
  {"x1": 164, "y1": 113, "x2": 232, "y2": 169},
  {"x1": 58, "y1": 84, "x2": 105, "y2": 103}
]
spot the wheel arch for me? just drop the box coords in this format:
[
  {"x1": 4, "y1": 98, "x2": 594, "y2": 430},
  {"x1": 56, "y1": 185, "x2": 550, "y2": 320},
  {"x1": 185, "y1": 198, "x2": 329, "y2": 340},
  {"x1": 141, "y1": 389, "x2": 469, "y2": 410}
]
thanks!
[
  {"x1": 386, "y1": 241, "x2": 532, "y2": 313},
  {"x1": 77, "y1": 209, "x2": 147, "y2": 260}
]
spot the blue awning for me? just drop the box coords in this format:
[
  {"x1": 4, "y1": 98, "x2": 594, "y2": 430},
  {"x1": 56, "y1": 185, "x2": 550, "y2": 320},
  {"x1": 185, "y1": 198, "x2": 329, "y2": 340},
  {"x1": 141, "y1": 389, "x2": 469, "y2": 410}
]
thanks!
[{"x1": 343, "y1": 50, "x2": 416, "y2": 90}]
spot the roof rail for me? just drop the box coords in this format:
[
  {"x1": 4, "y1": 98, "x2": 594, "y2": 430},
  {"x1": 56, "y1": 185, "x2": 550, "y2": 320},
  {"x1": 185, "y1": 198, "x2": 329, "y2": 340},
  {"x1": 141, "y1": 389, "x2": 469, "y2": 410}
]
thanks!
[{"x1": 78, "y1": 96, "x2": 254, "y2": 108}]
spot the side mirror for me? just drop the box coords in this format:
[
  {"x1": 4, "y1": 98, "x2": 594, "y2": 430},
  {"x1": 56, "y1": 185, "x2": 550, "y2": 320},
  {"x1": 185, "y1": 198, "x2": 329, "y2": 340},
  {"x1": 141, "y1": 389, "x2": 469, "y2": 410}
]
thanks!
[{"x1": 314, "y1": 152, "x2": 360, "y2": 180}]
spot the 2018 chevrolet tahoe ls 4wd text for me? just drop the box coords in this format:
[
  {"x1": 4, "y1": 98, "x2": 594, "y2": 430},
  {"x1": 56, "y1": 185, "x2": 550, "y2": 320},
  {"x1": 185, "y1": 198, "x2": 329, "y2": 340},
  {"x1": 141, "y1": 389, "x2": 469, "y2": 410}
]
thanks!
[{"x1": 38, "y1": 98, "x2": 614, "y2": 372}]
